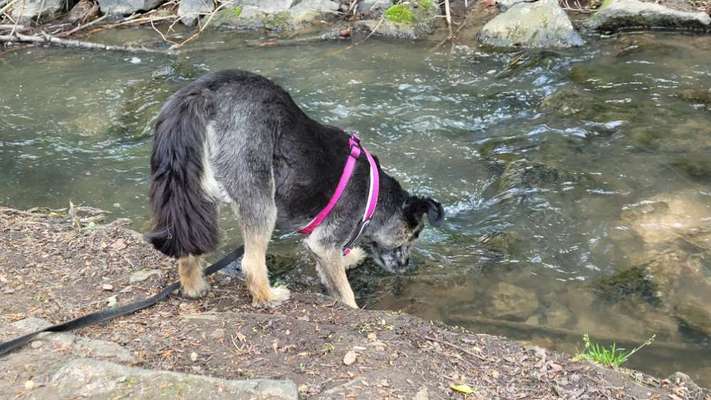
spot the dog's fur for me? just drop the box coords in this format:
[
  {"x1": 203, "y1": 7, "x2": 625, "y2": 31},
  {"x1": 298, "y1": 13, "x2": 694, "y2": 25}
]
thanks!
[{"x1": 146, "y1": 70, "x2": 443, "y2": 308}]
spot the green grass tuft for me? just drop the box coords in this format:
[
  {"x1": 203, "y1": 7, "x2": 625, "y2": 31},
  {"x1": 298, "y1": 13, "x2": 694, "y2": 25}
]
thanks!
[
  {"x1": 232, "y1": 5, "x2": 242, "y2": 17},
  {"x1": 574, "y1": 333, "x2": 655, "y2": 368},
  {"x1": 384, "y1": 3, "x2": 415, "y2": 24},
  {"x1": 418, "y1": 0, "x2": 434, "y2": 10}
]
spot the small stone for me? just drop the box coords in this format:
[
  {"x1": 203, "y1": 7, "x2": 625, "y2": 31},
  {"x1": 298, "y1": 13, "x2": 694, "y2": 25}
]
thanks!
[
  {"x1": 106, "y1": 295, "x2": 118, "y2": 307},
  {"x1": 110, "y1": 239, "x2": 127, "y2": 251},
  {"x1": 24, "y1": 380, "x2": 34, "y2": 390},
  {"x1": 414, "y1": 386, "x2": 429, "y2": 400},
  {"x1": 190, "y1": 352, "x2": 198, "y2": 362},
  {"x1": 30, "y1": 340, "x2": 44, "y2": 349},
  {"x1": 343, "y1": 350, "x2": 357, "y2": 366},
  {"x1": 129, "y1": 269, "x2": 161, "y2": 284},
  {"x1": 102, "y1": 284, "x2": 114, "y2": 291},
  {"x1": 367, "y1": 332, "x2": 377, "y2": 341}
]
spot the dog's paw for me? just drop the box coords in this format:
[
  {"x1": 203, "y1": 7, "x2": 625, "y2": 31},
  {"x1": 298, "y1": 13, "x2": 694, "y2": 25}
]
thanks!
[
  {"x1": 343, "y1": 247, "x2": 366, "y2": 270},
  {"x1": 252, "y1": 285, "x2": 290, "y2": 307},
  {"x1": 181, "y1": 277, "x2": 211, "y2": 299}
]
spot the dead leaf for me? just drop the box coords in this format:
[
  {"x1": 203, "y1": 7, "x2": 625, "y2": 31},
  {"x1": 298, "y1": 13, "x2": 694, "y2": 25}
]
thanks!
[{"x1": 450, "y1": 383, "x2": 476, "y2": 394}]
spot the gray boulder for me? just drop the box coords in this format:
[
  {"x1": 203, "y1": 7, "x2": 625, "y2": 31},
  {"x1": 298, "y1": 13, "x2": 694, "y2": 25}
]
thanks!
[
  {"x1": 478, "y1": 0, "x2": 584, "y2": 48},
  {"x1": 178, "y1": 0, "x2": 214, "y2": 26},
  {"x1": 97, "y1": 0, "x2": 166, "y2": 16},
  {"x1": 357, "y1": 0, "x2": 392, "y2": 16},
  {"x1": 10, "y1": 0, "x2": 64, "y2": 22},
  {"x1": 353, "y1": 0, "x2": 439, "y2": 40},
  {"x1": 211, "y1": 0, "x2": 339, "y2": 31},
  {"x1": 585, "y1": 0, "x2": 711, "y2": 32},
  {"x1": 496, "y1": 0, "x2": 528, "y2": 12}
]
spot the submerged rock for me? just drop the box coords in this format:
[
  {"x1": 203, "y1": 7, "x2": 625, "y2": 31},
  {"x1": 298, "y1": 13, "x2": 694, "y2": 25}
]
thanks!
[
  {"x1": 11, "y1": 0, "x2": 65, "y2": 23},
  {"x1": 478, "y1": 0, "x2": 584, "y2": 48},
  {"x1": 585, "y1": 0, "x2": 711, "y2": 33},
  {"x1": 488, "y1": 282, "x2": 539, "y2": 320},
  {"x1": 98, "y1": 0, "x2": 166, "y2": 16},
  {"x1": 178, "y1": 0, "x2": 214, "y2": 26}
]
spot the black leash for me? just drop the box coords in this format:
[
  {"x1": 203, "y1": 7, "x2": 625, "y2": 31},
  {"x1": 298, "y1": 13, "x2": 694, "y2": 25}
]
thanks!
[{"x1": 0, "y1": 246, "x2": 244, "y2": 358}]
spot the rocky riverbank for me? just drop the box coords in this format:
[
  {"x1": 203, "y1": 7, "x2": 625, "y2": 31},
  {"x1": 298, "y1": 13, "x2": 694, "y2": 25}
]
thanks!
[
  {"x1": 2, "y1": 0, "x2": 711, "y2": 50},
  {"x1": 1, "y1": 206, "x2": 710, "y2": 399}
]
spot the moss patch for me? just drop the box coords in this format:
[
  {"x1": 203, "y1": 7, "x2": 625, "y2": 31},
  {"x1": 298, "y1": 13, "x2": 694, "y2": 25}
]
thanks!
[
  {"x1": 384, "y1": 3, "x2": 415, "y2": 24},
  {"x1": 595, "y1": 266, "x2": 659, "y2": 305}
]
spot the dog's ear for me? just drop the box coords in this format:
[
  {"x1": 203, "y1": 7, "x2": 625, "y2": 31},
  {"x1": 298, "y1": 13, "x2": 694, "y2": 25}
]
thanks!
[{"x1": 404, "y1": 196, "x2": 444, "y2": 227}]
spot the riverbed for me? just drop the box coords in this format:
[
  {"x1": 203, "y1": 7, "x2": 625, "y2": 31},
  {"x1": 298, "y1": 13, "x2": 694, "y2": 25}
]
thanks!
[{"x1": 1, "y1": 29, "x2": 710, "y2": 384}]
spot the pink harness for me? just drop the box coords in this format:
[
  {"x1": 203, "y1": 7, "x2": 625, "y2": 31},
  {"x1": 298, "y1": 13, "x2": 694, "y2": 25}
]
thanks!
[{"x1": 298, "y1": 133, "x2": 380, "y2": 255}]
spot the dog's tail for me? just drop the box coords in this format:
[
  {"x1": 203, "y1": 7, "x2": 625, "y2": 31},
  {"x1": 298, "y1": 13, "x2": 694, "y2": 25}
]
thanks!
[{"x1": 145, "y1": 86, "x2": 219, "y2": 258}]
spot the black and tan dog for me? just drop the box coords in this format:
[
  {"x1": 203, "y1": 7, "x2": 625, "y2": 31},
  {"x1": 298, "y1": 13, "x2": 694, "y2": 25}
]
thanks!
[{"x1": 146, "y1": 70, "x2": 443, "y2": 308}]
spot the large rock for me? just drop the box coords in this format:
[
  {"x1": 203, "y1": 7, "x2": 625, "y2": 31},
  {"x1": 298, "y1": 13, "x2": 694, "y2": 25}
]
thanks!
[
  {"x1": 1, "y1": 318, "x2": 298, "y2": 400},
  {"x1": 10, "y1": 0, "x2": 64, "y2": 22},
  {"x1": 353, "y1": 0, "x2": 439, "y2": 40},
  {"x1": 478, "y1": 0, "x2": 584, "y2": 48},
  {"x1": 211, "y1": 0, "x2": 339, "y2": 31},
  {"x1": 585, "y1": 0, "x2": 711, "y2": 32},
  {"x1": 357, "y1": 0, "x2": 392, "y2": 16},
  {"x1": 42, "y1": 359, "x2": 298, "y2": 399},
  {"x1": 178, "y1": 0, "x2": 214, "y2": 26},
  {"x1": 98, "y1": 0, "x2": 166, "y2": 16}
]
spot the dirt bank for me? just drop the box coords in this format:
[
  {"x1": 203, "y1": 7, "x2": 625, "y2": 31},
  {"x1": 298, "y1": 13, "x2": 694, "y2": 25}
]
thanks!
[{"x1": 0, "y1": 206, "x2": 708, "y2": 399}]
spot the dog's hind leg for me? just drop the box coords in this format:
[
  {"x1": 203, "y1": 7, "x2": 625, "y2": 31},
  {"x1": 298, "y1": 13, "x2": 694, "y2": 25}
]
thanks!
[
  {"x1": 178, "y1": 255, "x2": 210, "y2": 298},
  {"x1": 237, "y1": 207, "x2": 290, "y2": 306},
  {"x1": 305, "y1": 236, "x2": 358, "y2": 308}
]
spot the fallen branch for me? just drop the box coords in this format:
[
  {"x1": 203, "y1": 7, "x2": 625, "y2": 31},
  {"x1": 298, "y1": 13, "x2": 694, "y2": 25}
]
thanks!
[
  {"x1": 0, "y1": 0, "x2": 17, "y2": 14},
  {"x1": 444, "y1": 0, "x2": 453, "y2": 38},
  {"x1": 0, "y1": 31, "x2": 173, "y2": 54},
  {"x1": 57, "y1": 14, "x2": 107, "y2": 37},
  {"x1": 420, "y1": 335, "x2": 490, "y2": 362},
  {"x1": 168, "y1": 1, "x2": 228, "y2": 49}
]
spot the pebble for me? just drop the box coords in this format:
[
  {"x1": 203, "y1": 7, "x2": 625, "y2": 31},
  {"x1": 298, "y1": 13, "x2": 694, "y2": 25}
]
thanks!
[
  {"x1": 106, "y1": 295, "x2": 118, "y2": 308},
  {"x1": 343, "y1": 350, "x2": 357, "y2": 366},
  {"x1": 190, "y1": 352, "x2": 198, "y2": 362},
  {"x1": 30, "y1": 340, "x2": 44, "y2": 349},
  {"x1": 24, "y1": 380, "x2": 34, "y2": 390},
  {"x1": 102, "y1": 284, "x2": 113, "y2": 291}
]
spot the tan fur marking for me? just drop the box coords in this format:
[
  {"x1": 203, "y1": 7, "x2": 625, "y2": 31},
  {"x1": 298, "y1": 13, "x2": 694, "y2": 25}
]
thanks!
[
  {"x1": 178, "y1": 255, "x2": 210, "y2": 298},
  {"x1": 306, "y1": 238, "x2": 358, "y2": 308},
  {"x1": 241, "y1": 232, "x2": 290, "y2": 306},
  {"x1": 343, "y1": 247, "x2": 366, "y2": 271}
]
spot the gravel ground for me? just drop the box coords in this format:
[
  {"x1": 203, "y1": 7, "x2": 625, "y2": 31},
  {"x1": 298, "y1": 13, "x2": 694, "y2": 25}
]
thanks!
[{"x1": 1, "y1": 207, "x2": 708, "y2": 399}]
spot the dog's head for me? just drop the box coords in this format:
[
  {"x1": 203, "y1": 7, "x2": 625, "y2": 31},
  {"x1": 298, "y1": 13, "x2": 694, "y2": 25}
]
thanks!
[{"x1": 367, "y1": 195, "x2": 444, "y2": 273}]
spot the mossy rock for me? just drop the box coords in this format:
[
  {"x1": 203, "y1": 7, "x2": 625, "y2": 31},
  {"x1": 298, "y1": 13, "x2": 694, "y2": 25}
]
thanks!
[
  {"x1": 595, "y1": 266, "x2": 660, "y2": 305},
  {"x1": 678, "y1": 88, "x2": 711, "y2": 106},
  {"x1": 355, "y1": 0, "x2": 438, "y2": 39},
  {"x1": 670, "y1": 153, "x2": 711, "y2": 182}
]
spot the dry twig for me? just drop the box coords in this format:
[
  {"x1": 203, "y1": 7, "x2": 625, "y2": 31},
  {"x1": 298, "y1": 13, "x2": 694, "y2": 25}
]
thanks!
[
  {"x1": 0, "y1": 31, "x2": 172, "y2": 54},
  {"x1": 421, "y1": 334, "x2": 490, "y2": 362},
  {"x1": 57, "y1": 14, "x2": 107, "y2": 37}
]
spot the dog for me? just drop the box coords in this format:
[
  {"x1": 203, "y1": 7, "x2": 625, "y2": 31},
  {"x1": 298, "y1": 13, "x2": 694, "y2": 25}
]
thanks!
[{"x1": 145, "y1": 70, "x2": 444, "y2": 308}]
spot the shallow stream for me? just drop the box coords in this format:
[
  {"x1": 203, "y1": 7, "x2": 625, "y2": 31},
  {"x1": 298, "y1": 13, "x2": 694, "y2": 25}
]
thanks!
[{"x1": 1, "y1": 29, "x2": 710, "y2": 384}]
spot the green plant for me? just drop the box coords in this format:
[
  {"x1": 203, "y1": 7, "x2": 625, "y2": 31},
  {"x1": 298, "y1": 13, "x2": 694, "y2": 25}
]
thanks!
[
  {"x1": 232, "y1": 5, "x2": 242, "y2": 17},
  {"x1": 574, "y1": 333, "x2": 656, "y2": 367},
  {"x1": 384, "y1": 3, "x2": 415, "y2": 24},
  {"x1": 418, "y1": 0, "x2": 433, "y2": 10}
]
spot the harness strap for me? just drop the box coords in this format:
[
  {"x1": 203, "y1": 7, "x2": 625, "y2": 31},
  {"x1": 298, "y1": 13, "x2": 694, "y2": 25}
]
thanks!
[
  {"x1": 297, "y1": 133, "x2": 380, "y2": 255},
  {"x1": 297, "y1": 135, "x2": 362, "y2": 235}
]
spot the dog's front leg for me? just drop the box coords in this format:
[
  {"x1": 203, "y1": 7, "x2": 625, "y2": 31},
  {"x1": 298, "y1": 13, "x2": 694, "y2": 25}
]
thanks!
[{"x1": 305, "y1": 237, "x2": 358, "y2": 308}]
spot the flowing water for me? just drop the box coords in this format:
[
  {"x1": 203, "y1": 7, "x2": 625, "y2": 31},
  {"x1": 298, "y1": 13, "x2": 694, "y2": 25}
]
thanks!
[{"x1": 1, "y1": 30, "x2": 711, "y2": 385}]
